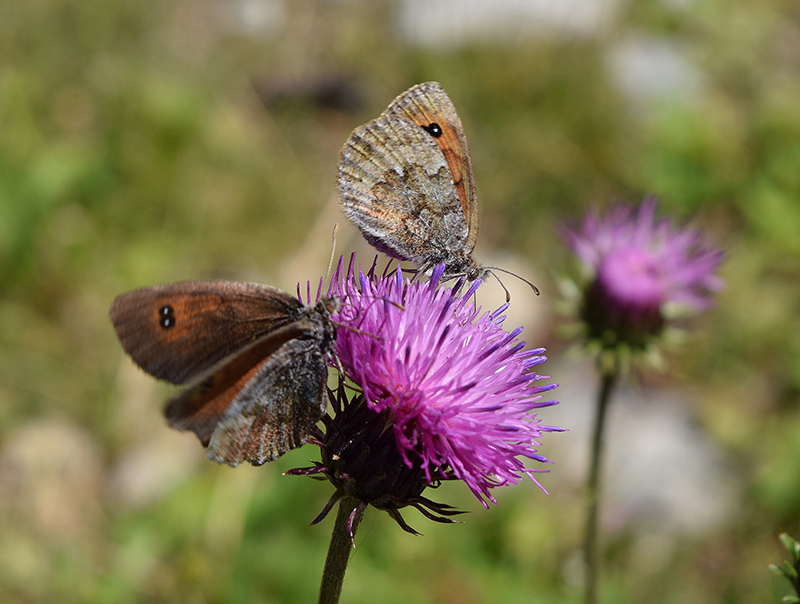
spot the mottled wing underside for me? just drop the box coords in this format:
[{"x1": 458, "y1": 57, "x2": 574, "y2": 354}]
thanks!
[
  {"x1": 339, "y1": 116, "x2": 470, "y2": 269},
  {"x1": 165, "y1": 317, "x2": 330, "y2": 465},
  {"x1": 207, "y1": 326, "x2": 328, "y2": 465},
  {"x1": 338, "y1": 82, "x2": 480, "y2": 276},
  {"x1": 384, "y1": 81, "x2": 478, "y2": 242}
]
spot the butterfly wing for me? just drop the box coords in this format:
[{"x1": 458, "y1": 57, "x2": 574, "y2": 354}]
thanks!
[
  {"x1": 166, "y1": 317, "x2": 331, "y2": 465},
  {"x1": 384, "y1": 81, "x2": 478, "y2": 250},
  {"x1": 339, "y1": 114, "x2": 471, "y2": 271},
  {"x1": 109, "y1": 281, "x2": 304, "y2": 385}
]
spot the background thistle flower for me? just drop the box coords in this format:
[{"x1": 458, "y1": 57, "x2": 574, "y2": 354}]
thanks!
[
  {"x1": 561, "y1": 197, "x2": 724, "y2": 359},
  {"x1": 560, "y1": 198, "x2": 725, "y2": 604}
]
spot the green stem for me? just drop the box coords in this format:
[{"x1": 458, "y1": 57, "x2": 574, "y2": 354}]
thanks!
[
  {"x1": 318, "y1": 497, "x2": 362, "y2": 604},
  {"x1": 584, "y1": 369, "x2": 618, "y2": 604}
]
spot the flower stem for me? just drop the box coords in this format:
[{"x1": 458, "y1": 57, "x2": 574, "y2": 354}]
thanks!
[
  {"x1": 318, "y1": 497, "x2": 361, "y2": 604},
  {"x1": 584, "y1": 368, "x2": 618, "y2": 604}
]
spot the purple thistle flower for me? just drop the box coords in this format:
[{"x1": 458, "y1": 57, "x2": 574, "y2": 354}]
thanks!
[
  {"x1": 315, "y1": 256, "x2": 561, "y2": 509},
  {"x1": 562, "y1": 198, "x2": 724, "y2": 349}
]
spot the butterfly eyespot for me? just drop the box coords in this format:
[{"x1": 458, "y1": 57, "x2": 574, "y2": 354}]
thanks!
[
  {"x1": 422, "y1": 122, "x2": 443, "y2": 138},
  {"x1": 158, "y1": 305, "x2": 176, "y2": 329}
]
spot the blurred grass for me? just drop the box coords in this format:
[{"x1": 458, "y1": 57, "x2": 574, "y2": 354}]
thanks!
[{"x1": 1, "y1": 0, "x2": 800, "y2": 602}]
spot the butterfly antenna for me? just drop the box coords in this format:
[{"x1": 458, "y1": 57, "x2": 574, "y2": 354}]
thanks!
[
  {"x1": 331, "y1": 319, "x2": 382, "y2": 341},
  {"x1": 487, "y1": 266, "x2": 541, "y2": 298},
  {"x1": 324, "y1": 223, "x2": 339, "y2": 286}
]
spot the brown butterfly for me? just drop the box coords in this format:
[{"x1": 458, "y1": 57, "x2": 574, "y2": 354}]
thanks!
[
  {"x1": 338, "y1": 81, "x2": 489, "y2": 283},
  {"x1": 109, "y1": 281, "x2": 338, "y2": 466}
]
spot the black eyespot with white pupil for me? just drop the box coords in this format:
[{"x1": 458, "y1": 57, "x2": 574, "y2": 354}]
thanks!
[
  {"x1": 422, "y1": 122, "x2": 443, "y2": 138},
  {"x1": 158, "y1": 305, "x2": 176, "y2": 329}
]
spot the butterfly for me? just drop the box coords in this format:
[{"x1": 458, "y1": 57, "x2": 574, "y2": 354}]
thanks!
[
  {"x1": 109, "y1": 281, "x2": 338, "y2": 466},
  {"x1": 337, "y1": 81, "x2": 490, "y2": 283}
]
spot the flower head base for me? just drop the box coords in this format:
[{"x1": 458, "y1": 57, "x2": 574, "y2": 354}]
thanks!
[
  {"x1": 562, "y1": 198, "x2": 724, "y2": 352},
  {"x1": 289, "y1": 382, "x2": 464, "y2": 536},
  {"x1": 307, "y1": 256, "x2": 561, "y2": 512}
]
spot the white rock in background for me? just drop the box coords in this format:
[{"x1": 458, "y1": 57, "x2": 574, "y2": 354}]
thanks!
[
  {"x1": 397, "y1": 0, "x2": 623, "y2": 47},
  {"x1": 607, "y1": 35, "x2": 706, "y2": 107},
  {"x1": 546, "y1": 360, "x2": 740, "y2": 539}
]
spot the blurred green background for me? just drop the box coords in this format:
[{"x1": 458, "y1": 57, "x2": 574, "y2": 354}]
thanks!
[{"x1": 2, "y1": 0, "x2": 799, "y2": 602}]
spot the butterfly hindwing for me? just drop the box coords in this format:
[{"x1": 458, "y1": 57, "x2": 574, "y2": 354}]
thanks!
[
  {"x1": 165, "y1": 315, "x2": 332, "y2": 465},
  {"x1": 339, "y1": 116, "x2": 469, "y2": 268},
  {"x1": 337, "y1": 81, "x2": 483, "y2": 278},
  {"x1": 207, "y1": 325, "x2": 329, "y2": 465}
]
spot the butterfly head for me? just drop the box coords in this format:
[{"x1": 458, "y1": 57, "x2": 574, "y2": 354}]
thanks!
[
  {"x1": 318, "y1": 295, "x2": 340, "y2": 316},
  {"x1": 465, "y1": 263, "x2": 491, "y2": 283},
  {"x1": 311, "y1": 295, "x2": 341, "y2": 344},
  {"x1": 440, "y1": 253, "x2": 490, "y2": 284},
  {"x1": 449, "y1": 259, "x2": 539, "y2": 302}
]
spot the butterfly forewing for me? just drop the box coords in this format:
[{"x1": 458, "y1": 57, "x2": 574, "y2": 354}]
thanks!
[
  {"x1": 109, "y1": 281, "x2": 304, "y2": 385},
  {"x1": 384, "y1": 81, "x2": 478, "y2": 236}
]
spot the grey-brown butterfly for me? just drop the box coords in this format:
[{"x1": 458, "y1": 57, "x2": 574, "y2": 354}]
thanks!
[{"x1": 337, "y1": 81, "x2": 490, "y2": 282}]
